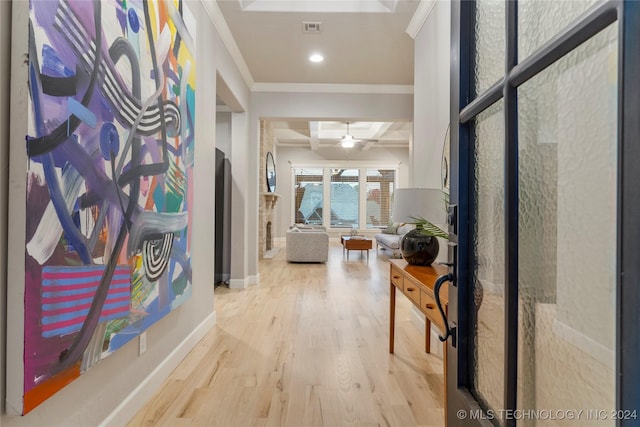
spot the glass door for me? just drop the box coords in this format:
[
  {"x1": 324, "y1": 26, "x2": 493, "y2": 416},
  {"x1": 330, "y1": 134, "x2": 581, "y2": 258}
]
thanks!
[{"x1": 446, "y1": 1, "x2": 640, "y2": 426}]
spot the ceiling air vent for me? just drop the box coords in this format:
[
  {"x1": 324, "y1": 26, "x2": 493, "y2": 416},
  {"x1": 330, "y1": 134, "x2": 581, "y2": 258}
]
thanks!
[{"x1": 302, "y1": 22, "x2": 322, "y2": 34}]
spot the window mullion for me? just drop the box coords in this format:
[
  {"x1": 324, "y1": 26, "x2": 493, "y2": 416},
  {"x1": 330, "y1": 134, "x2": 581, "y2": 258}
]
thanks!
[
  {"x1": 358, "y1": 168, "x2": 367, "y2": 231},
  {"x1": 323, "y1": 168, "x2": 331, "y2": 229}
]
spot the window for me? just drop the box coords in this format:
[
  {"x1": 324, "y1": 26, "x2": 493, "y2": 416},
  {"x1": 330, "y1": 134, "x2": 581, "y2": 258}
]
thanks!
[
  {"x1": 292, "y1": 166, "x2": 397, "y2": 229},
  {"x1": 293, "y1": 168, "x2": 323, "y2": 225},
  {"x1": 330, "y1": 169, "x2": 359, "y2": 228},
  {"x1": 366, "y1": 169, "x2": 395, "y2": 229}
]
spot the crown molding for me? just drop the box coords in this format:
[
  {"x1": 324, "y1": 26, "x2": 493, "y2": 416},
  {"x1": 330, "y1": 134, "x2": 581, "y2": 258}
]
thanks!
[
  {"x1": 406, "y1": 0, "x2": 437, "y2": 39},
  {"x1": 252, "y1": 83, "x2": 414, "y2": 94},
  {"x1": 200, "y1": 0, "x2": 255, "y2": 89}
]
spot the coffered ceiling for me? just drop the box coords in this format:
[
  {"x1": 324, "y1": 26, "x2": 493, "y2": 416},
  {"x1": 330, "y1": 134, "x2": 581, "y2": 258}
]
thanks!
[
  {"x1": 270, "y1": 120, "x2": 411, "y2": 151},
  {"x1": 214, "y1": 0, "x2": 423, "y2": 150}
]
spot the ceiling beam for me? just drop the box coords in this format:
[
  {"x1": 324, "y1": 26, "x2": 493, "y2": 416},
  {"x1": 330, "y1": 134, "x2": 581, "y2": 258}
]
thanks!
[
  {"x1": 361, "y1": 140, "x2": 378, "y2": 151},
  {"x1": 406, "y1": 0, "x2": 437, "y2": 39},
  {"x1": 360, "y1": 122, "x2": 393, "y2": 151},
  {"x1": 368, "y1": 122, "x2": 394, "y2": 139}
]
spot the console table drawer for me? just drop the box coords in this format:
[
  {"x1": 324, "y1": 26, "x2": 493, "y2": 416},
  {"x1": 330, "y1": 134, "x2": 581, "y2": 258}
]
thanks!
[
  {"x1": 402, "y1": 277, "x2": 422, "y2": 306},
  {"x1": 390, "y1": 265, "x2": 404, "y2": 288},
  {"x1": 421, "y1": 290, "x2": 444, "y2": 331}
]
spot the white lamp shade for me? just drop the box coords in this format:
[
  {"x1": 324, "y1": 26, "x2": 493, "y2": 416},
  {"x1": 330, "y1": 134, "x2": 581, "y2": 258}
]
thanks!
[{"x1": 392, "y1": 188, "x2": 446, "y2": 225}]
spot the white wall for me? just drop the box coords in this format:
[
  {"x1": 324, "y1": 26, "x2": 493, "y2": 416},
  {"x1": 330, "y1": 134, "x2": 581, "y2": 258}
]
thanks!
[
  {"x1": 203, "y1": 5, "x2": 252, "y2": 287},
  {"x1": 248, "y1": 91, "x2": 413, "y2": 278},
  {"x1": 1, "y1": 1, "x2": 250, "y2": 425},
  {"x1": 413, "y1": 0, "x2": 451, "y2": 188},
  {"x1": 0, "y1": 0, "x2": 12, "y2": 415},
  {"x1": 216, "y1": 111, "x2": 232, "y2": 156},
  {"x1": 409, "y1": 0, "x2": 452, "y2": 349},
  {"x1": 274, "y1": 146, "x2": 410, "y2": 238},
  {"x1": 229, "y1": 111, "x2": 250, "y2": 288}
]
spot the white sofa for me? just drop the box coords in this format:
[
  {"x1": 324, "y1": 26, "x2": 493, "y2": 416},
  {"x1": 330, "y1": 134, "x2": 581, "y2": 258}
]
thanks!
[
  {"x1": 286, "y1": 225, "x2": 329, "y2": 263},
  {"x1": 373, "y1": 224, "x2": 413, "y2": 258}
]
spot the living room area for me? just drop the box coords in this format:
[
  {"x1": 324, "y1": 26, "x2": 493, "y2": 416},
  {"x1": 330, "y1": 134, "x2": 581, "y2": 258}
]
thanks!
[{"x1": 256, "y1": 118, "x2": 418, "y2": 263}]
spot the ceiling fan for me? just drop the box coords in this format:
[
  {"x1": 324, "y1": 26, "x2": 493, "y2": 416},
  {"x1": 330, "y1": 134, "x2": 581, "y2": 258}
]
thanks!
[
  {"x1": 340, "y1": 122, "x2": 357, "y2": 148},
  {"x1": 336, "y1": 122, "x2": 377, "y2": 149}
]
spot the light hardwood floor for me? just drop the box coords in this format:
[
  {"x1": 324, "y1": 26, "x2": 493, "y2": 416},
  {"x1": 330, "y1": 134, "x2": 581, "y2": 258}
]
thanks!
[{"x1": 128, "y1": 240, "x2": 445, "y2": 427}]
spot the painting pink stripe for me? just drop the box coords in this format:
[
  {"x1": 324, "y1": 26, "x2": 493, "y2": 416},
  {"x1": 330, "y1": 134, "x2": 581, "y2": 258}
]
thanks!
[
  {"x1": 42, "y1": 289, "x2": 129, "y2": 305},
  {"x1": 42, "y1": 279, "x2": 130, "y2": 292},
  {"x1": 41, "y1": 304, "x2": 130, "y2": 332},
  {"x1": 42, "y1": 315, "x2": 90, "y2": 332},
  {"x1": 42, "y1": 267, "x2": 129, "y2": 279},
  {"x1": 43, "y1": 295, "x2": 131, "y2": 317}
]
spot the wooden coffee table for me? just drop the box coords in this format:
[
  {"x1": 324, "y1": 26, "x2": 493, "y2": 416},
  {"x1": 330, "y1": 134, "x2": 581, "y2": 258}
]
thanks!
[{"x1": 341, "y1": 236, "x2": 373, "y2": 262}]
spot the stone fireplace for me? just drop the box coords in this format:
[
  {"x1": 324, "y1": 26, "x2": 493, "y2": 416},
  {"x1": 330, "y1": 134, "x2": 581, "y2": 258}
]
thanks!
[
  {"x1": 266, "y1": 222, "x2": 272, "y2": 251},
  {"x1": 259, "y1": 121, "x2": 280, "y2": 259},
  {"x1": 260, "y1": 193, "x2": 279, "y2": 258}
]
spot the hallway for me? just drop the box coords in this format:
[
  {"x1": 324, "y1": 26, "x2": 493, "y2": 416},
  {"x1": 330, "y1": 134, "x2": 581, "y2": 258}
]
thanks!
[{"x1": 129, "y1": 241, "x2": 445, "y2": 426}]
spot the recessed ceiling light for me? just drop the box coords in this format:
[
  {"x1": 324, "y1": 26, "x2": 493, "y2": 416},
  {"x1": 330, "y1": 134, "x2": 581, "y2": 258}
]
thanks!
[{"x1": 309, "y1": 54, "x2": 324, "y2": 63}]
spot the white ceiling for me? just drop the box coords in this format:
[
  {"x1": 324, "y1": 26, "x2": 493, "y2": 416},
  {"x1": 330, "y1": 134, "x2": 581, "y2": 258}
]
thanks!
[
  {"x1": 216, "y1": 0, "x2": 420, "y2": 85},
  {"x1": 215, "y1": 0, "x2": 420, "y2": 150}
]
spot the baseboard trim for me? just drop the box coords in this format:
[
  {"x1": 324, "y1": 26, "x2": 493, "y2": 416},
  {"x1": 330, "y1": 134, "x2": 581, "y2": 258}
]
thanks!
[
  {"x1": 229, "y1": 274, "x2": 260, "y2": 289},
  {"x1": 229, "y1": 278, "x2": 246, "y2": 289},
  {"x1": 99, "y1": 311, "x2": 217, "y2": 427}
]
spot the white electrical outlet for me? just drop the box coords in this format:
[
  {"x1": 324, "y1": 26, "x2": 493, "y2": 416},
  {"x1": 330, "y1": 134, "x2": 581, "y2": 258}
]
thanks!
[{"x1": 139, "y1": 331, "x2": 147, "y2": 355}]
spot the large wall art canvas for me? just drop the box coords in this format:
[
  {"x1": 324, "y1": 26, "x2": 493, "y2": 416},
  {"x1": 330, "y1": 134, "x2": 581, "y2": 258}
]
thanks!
[{"x1": 8, "y1": 0, "x2": 196, "y2": 414}]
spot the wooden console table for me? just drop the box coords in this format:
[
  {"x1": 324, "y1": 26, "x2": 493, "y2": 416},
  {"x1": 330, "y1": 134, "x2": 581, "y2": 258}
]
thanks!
[{"x1": 389, "y1": 259, "x2": 449, "y2": 425}]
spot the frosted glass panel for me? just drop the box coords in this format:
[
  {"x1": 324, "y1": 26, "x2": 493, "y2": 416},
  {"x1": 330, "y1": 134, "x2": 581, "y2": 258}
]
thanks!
[
  {"x1": 517, "y1": 23, "x2": 617, "y2": 426},
  {"x1": 474, "y1": 0, "x2": 505, "y2": 95},
  {"x1": 471, "y1": 99, "x2": 505, "y2": 422},
  {"x1": 519, "y1": 0, "x2": 599, "y2": 61}
]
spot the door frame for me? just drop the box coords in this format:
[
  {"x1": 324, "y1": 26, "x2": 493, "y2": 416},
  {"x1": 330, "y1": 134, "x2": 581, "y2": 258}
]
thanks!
[{"x1": 447, "y1": 1, "x2": 640, "y2": 426}]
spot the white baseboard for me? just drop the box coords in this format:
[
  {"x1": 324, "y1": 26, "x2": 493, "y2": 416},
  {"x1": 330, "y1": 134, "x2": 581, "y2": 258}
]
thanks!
[
  {"x1": 99, "y1": 311, "x2": 217, "y2": 427},
  {"x1": 410, "y1": 306, "x2": 443, "y2": 358},
  {"x1": 228, "y1": 274, "x2": 259, "y2": 289},
  {"x1": 552, "y1": 316, "x2": 614, "y2": 369},
  {"x1": 228, "y1": 278, "x2": 246, "y2": 289}
]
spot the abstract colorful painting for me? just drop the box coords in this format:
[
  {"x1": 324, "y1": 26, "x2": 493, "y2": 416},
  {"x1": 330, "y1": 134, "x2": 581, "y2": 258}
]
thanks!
[{"x1": 19, "y1": 0, "x2": 195, "y2": 413}]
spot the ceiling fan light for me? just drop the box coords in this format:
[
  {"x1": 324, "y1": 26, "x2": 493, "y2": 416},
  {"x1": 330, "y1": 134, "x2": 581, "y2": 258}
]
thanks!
[{"x1": 341, "y1": 135, "x2": 355, "y2": 148}]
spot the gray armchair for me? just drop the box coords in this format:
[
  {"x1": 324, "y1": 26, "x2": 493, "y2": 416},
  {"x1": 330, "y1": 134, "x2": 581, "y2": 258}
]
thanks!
[{"x1": 286, "y1": 227, "x2": 329, "y2": 263}]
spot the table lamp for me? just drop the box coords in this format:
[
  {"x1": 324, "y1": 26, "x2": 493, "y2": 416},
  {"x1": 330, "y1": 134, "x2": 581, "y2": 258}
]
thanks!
[{"x1": 392, "y1": 188, "x2": 447, "y2": 265}]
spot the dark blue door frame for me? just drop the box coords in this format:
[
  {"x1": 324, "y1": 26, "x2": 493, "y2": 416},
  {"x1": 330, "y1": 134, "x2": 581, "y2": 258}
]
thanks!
[{"x1": 447, "y1": 1, "x2": 640, "y2": 426}]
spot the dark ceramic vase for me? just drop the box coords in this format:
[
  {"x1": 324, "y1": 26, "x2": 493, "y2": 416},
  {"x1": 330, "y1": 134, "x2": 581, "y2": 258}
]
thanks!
[{"x1": 400, "y1": 228, "x2": 440, "y2": 266}]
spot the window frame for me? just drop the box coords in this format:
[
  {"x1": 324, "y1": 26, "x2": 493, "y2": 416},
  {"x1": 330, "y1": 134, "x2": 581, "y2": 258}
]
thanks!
[{"x1": 291, "y1": 164, "x2": 399, "y2": 232}]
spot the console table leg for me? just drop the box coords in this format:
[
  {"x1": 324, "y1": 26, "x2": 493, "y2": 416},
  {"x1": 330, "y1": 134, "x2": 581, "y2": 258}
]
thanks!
[
  {"x1": 389, "y1": 283, "x2": 396, "y2": 354},
  {"x1": 425, "y1": 318, "x2": 431, "y2": 353}
]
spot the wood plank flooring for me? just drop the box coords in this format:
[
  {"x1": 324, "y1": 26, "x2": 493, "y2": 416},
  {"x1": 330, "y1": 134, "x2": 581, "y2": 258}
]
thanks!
[{"x1": 128, "y1": 240, "x2": 445, "y2": 427}]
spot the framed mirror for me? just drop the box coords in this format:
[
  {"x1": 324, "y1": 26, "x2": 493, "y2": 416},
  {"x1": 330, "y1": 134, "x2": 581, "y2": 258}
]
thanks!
[
  {"x1": 266, "y1": 151, "x2": 276, "y2": 193},
  {"x1": 441, "y1": 125, "x2": 450, "y2": 191}
]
